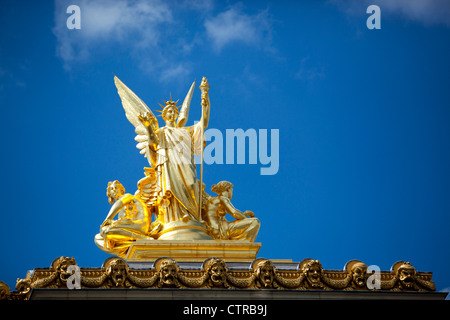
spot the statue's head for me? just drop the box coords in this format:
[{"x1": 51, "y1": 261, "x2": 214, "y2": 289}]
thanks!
[
  {"x1": 392, "y1": 261, "x2": 416, "y2": 290},
  {"x1": 345, "y1": 260, "x2": 368, "y2": 288},
  {"x1": 107, "y1": 180, "x2": 125, "y2": 204},
  {"x1": 104, "y1": 257, "x2": 129, "y2": 287},
  {"x1": 158, "y1": 97, "x2": 179, "y2": 124},
  {"x1": 211, "y1": 181, "x2": 234, "y2": 199}
]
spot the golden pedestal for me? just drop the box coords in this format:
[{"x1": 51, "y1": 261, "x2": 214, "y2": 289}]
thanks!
[{"x1": 124, "y1": 240, "x2": 262, "y2": 262}]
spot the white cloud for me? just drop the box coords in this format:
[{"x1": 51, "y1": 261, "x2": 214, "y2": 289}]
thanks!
[
  {"x1": 204, "y1": 4, "x2": 273, "y2": 52},
  {"x1": 81, "y1": 0, "x2": 171, "y2": 44},
  {"x1": 331, "y1": 0, "x2": 450, "y2": 27},
  {"x1": 159, "y1": 64, "x2": 191, "y2": 83},
  {"x1": 53, "y1": 0, "x2": 173, "y2": 72},
  {"x1": 53, "y1": 0, "x2": 274, "y2": 80},
  {"x1": 377, "y1": 0, "x2": 450, "y2": 27}
]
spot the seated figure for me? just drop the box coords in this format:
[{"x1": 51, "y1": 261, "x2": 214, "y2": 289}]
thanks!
[
  {"x1": 203, "y1": 181, "x2": 260, "y2": 242},
  {"x1": 95, "y1": 170, "x2": 161, "y2": 256}
]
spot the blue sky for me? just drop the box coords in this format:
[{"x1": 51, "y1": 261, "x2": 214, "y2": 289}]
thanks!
[{"x1": 1, "y1": 0, "x2": 450, "y2": 294}]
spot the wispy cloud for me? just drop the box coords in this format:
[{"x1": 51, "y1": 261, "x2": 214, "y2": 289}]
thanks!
[
  {"x1": 295, "y1": 56, "x2": 325, "y2": 81},
  {"x1": 53, "y1": 0, "x2": 174, "y2": 74},
  {"x1": 53, "y1": 0, "x2": 274, "y2": 80},
  {"x1": 331, "y1": 0, "x2": 450, "y2": 27},
  {"x1": 0, "y1": 61, "x2": 31, "y2": 94},
  {"x1": 80, "y1": 0, "x2": 171, "y2": 43},
  {"x1": 204, "y1": 4, "x2": 273, "y2": 52},
  {"x1": 378, "y1": 0, "x2": 450, "y2": 27},
  {"x1": 159, "y1": 64, "x2": 191, "y2": 83}
]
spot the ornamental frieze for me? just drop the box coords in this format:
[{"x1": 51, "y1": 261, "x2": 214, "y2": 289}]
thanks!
[{"x1": 0, "y1": 256, "x2": 436, "y2": 300}]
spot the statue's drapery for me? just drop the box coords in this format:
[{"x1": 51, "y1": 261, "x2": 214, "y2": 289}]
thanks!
[{"x1": 149, "y1": 124, "x2": 204, "y2": 223}]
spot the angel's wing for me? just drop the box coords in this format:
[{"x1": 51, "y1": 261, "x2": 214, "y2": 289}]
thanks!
[
  {"x1": 114, "y1": 76, "x2": 158, "y2": 159},
  {"x1": 176, "y1": 81, "x2": 196, "y2": 128}
]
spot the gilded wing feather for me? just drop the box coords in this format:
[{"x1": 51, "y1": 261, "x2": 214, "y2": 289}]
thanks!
[
  {"x1": 176, "y1": 81, "x2": 195, "y2": 127},
  {"x1": 113, "y1": 76, "x2": 158, "y2": 160}
]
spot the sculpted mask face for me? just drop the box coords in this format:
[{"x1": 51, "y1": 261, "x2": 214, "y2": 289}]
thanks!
[
  {"x1": 305, "y1": 261, "x2": 323, "y2": 287},
  {"x1": 398, "y1": 266, "x2": 416, "y2": 289},
  {"x1": 209, "y1": 261, "x2": 227, "y2": 286},
  {"x1": 351, "y1": 264, "x2": 368, "y2": 288},
  {"x1": 107, "y1": 260, "x2": 128, "y2": 287},
  {"x1": 160, "y1": 261, "x2": 178, "y2": 286},
  {"x1": 257, "y1": 261, "x2": 275, "y2": 288}
]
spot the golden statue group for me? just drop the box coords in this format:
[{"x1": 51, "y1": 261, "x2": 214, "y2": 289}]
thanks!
[
  {"x1": 94, "y1": 77, "x2": 260, "y2": 258},
  {"x1": 0, "y1": 77, "x2": 445, "y2": 300},
  {"x1": 0, "y1": 76, "x2": 441, "y2": 300}
]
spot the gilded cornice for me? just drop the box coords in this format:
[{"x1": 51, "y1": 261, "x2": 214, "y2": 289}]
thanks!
[{"x1": 0, "y1": 256, "x2": 436, "y2": 300}]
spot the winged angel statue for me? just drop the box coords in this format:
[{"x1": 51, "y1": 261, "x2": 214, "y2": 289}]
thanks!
[{"x1": 95, "y1": 76, "x2": 259, "y2": 257}]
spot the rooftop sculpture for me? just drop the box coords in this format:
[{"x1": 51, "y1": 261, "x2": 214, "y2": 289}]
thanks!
[
  {"x1": 0, "y1": 77, "x2": 442, "y2": 300},
  {"x1": 94, "y1": 77, "x2": 260, "y2": 259}
]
